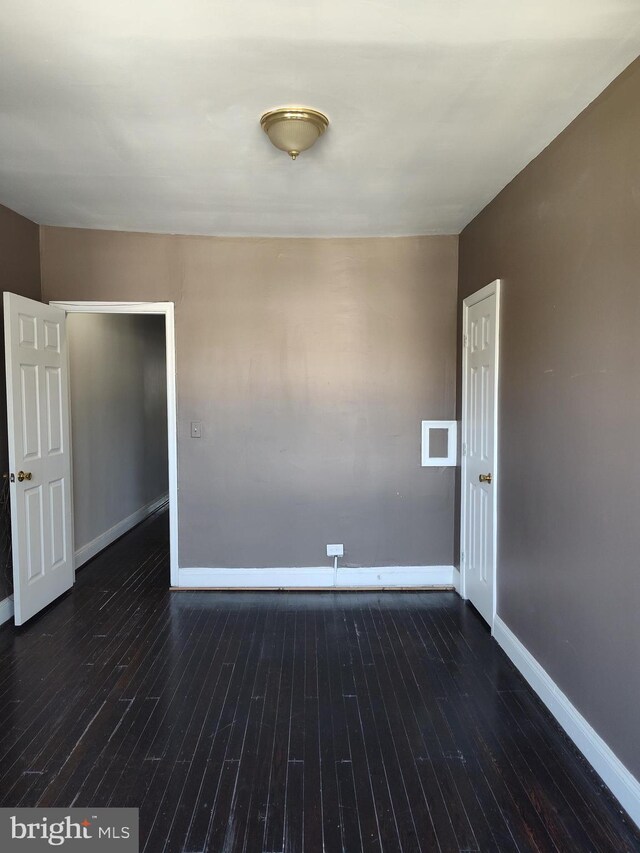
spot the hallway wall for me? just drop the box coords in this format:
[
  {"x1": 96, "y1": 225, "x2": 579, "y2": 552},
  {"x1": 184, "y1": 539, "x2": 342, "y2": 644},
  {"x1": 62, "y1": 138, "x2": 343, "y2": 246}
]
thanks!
[
  {"x1": 67, "y1": 313, "x2": 168, "y2": 564},
  {"x1": 458, "y1": 57, "x2": 640, "y2": 779}
]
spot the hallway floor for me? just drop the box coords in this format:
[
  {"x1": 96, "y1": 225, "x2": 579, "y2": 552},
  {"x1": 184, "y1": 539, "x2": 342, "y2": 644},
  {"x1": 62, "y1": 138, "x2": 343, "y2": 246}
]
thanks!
[{"x1": 0, "y1": 510, "x2": 637, "y2": 852}]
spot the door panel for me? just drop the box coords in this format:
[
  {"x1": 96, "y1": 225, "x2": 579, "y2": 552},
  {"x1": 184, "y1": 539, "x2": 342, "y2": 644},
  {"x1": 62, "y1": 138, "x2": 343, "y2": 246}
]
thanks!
[
  {"x1": 49, "y1": 478, "x2": 67, "y2": 568},
  {"x1": 45, "y1": 366, "x2": 64, "y2": 453},
  {"x1": 21, "y1": 364, "x2": 41, "y2": 458},
  {"x1": 44, "y1": 319, "x2": 61, "y2": 352},
  {"x1": 462, "y1": 288, "x2": 498, "y2": 626},
  {"x1": 4, "y1": 292, "x2": 74, "y2": 624},
  {"x1": 25, "y1": 484, "x2": 44, "y2": 581}
]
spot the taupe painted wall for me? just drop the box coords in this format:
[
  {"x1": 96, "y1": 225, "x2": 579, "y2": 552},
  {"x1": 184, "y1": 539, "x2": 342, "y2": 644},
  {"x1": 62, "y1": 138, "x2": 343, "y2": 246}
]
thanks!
[
  {"x1": 67, "y1": 313, "x2": 168, "y2": 555},
  {"x1": 0, "y1": 204, "x2": 41, "y2": 602},
  {"x1": 458, "y1": 58, "x2": 640, "y2": 778},
  {"x1": 41, "y1": 233, "x2": 458, "y2": 569}
]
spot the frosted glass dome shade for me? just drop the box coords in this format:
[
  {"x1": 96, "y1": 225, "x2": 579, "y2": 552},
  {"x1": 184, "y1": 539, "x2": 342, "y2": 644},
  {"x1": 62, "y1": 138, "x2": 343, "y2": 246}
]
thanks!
[{"x1": 260, "y1": 108, "x2": 329, "y2": 160}]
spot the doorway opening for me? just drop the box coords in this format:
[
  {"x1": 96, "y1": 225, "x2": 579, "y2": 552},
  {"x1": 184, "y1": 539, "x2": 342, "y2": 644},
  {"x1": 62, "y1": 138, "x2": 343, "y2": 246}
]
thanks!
[{"x1": 51, "y1": 302, "x2": 178, "y2": 587}]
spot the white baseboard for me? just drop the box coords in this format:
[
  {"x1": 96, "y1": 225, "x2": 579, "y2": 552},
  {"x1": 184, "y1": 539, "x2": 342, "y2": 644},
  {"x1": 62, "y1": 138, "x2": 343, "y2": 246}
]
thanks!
[
  {"x1": 493, "y1": 615, "x2": 640, "y2": 829},
  {"x1": 452, "y1": 566, "x2": 461, "y2": 594},
  {"x1": 0, "y1": 595, "x2": 14, "y2": 626},
  {"x1": 75, "y1": 494, "x2": 169, "y2": 569},
  {"x1": 177, "y1": 565, "x2": 454, "y2": 590}
]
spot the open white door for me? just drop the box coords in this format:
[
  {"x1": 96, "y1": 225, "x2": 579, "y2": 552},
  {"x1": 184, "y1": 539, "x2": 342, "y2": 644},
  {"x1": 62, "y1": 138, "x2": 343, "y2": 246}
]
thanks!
[
  {"x1": 4, "y1": 292, "x2": 74, "y2": 625},
  {"x1": 461, "y1": 280, "x2": 500, "y2": 627}
]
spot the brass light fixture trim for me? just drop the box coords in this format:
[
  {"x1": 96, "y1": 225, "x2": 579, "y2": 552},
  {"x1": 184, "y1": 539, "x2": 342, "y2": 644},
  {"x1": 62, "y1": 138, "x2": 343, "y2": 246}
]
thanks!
[{"x1": 260, "y1": 107, "x2": 329, "y2": 160}]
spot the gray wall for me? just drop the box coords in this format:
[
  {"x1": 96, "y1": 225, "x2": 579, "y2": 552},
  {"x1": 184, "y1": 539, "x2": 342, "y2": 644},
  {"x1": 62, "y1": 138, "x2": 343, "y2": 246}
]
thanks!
[
  {"x1": 67, "y1": 313, "x2": 168, "y2": 556},
  {"x1": 41, "y1": 234, "x2": 458, "y2": 569},
  {"x1": 0, "y1": 203, "x2": 41, "y2": 602},
  {"x1": 458, "y1": 58, "x2": 640, "y2": 778}
]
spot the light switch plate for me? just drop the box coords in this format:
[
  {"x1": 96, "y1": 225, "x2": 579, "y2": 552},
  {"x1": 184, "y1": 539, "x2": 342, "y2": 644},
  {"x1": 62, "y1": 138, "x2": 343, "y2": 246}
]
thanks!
[
  {"x1": 191, "y1": 421, "x2": 202, "y2": 438},
  {"x1": 327, "y1": 544, "x2": 344, "y2": 557}
]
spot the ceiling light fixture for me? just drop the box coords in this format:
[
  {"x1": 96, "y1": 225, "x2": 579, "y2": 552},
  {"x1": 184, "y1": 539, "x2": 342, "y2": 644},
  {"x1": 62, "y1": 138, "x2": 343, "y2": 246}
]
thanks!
[{"x1": 260, "y1": 107, "x2": 329, "y2": 160}]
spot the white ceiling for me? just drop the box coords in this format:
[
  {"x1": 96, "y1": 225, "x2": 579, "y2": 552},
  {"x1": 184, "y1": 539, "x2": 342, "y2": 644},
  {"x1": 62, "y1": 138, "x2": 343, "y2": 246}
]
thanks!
[{"x1": 0, "y1": 0, "x2": 639, "y2": 237}]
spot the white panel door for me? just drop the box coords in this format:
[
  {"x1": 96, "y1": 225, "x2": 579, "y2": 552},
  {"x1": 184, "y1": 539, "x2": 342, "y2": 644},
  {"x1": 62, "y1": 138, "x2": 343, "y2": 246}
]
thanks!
[
  {"x1": 462, "y1": 284, "x2": 499, "y2": 626},
  {"x1": 4, "y1": 293, "x2": 74, "y2": 624}
]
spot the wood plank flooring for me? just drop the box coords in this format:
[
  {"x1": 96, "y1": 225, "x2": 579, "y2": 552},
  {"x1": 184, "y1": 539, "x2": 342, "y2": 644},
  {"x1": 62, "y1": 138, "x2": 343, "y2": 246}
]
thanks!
[{"x1": 0, "y1": 509, "x2": 638, "y2": 852}]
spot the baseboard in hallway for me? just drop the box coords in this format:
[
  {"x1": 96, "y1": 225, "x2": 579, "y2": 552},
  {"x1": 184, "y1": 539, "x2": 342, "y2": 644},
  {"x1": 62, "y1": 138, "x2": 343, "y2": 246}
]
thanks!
[
  {"x1": 74, "y1": 493, "x2": 169, "y2": 569},
  {"x1": 0, "y1": 594, "x2": 14, "y2": 626}
]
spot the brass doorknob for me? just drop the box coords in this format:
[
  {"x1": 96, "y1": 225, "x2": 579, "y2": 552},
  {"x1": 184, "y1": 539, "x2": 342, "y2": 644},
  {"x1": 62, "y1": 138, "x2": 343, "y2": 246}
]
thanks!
[
  {"x1": 479, "y1": 473, "x2": 492, "y2": 484},
  {"x1": 17, "y1": 471, "x2": 32, "y2": 482}
]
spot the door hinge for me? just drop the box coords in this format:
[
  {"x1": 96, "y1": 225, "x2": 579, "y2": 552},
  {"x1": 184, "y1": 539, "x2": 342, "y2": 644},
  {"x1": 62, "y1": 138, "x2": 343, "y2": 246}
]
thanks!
[
  {"x1": 463, "y1": 334, "x2": 468, "y2": 348},
  {"x1": 461, "y1": 551, "x2": 464, "y2": 564},
  {"x1": 462, "y1": 442, "x2": 467, "y2": 456}
]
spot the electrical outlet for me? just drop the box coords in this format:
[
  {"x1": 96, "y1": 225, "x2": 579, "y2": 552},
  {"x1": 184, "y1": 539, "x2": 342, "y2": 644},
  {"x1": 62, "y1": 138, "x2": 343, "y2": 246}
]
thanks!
[
  {"x1": 191, "y1": 421, "x2": 202, "y2": 438},
  {"x1": 326, "y1": 544, "x2": 344, "y2": 557}
]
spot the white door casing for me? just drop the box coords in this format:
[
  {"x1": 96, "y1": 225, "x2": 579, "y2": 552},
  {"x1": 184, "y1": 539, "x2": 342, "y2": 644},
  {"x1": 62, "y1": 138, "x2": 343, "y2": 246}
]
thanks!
[
  {"x1": 50, "y1": 301, "x2": 179, "y2": 587},
  {"x1": 4, "y1": 292, "x2": 74, "y2": 625},
  {"x1": 460, "y1": 280, "x2": 500, "y2": 627}
]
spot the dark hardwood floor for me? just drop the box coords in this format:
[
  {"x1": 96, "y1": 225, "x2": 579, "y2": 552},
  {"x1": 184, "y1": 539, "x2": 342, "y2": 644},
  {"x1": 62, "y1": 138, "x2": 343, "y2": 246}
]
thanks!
[{"x1": 0, "y1": 510, "x2": 638, "y2": 852}]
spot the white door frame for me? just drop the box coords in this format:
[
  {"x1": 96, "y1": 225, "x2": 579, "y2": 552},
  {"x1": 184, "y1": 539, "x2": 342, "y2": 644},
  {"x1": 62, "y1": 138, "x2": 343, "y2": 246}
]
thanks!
[
  {"x1": 50, "y1": 301, "x2": 179, "y2": 587},
  {"x1": 460, "y1": 280, "x2": 501, "y2": 629}
]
